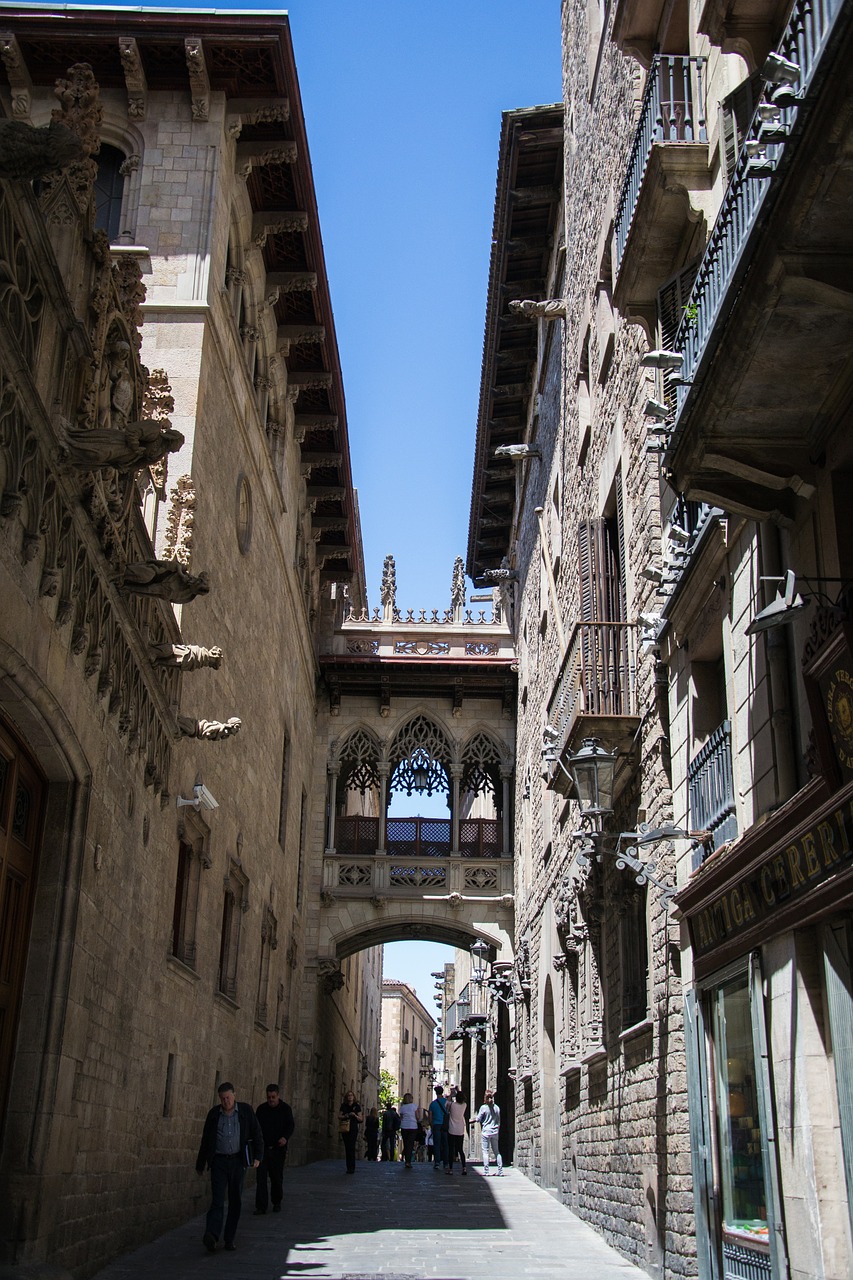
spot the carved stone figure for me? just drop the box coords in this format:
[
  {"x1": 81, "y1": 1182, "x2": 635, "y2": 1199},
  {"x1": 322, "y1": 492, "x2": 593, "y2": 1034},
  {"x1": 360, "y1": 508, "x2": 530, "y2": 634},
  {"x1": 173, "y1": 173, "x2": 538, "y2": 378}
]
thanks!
[
  {"x1": 97, "y1": 340, "x2": 134, "y2": 429},
  {"x1": 508, "y1": 298, "x2": 567, "y2": 320},
  {"x1": 0, "y1": 118, "x2": 84, "y2": 180},
  {"x1": 451, "y1": 556, "x2": 465, "y2": 611},
  {"x1": 61, "y1": 419, "x2": 184, "y2": 472},
  {"x1": 177, "y1": 715, "x2": 241, "y2": 740},
  {"x1": 150, "y1": 643, "x2": 223, "y2": 670},
  {"x1": 122, "y1": 559, "x2": 209, "y2": 602}
]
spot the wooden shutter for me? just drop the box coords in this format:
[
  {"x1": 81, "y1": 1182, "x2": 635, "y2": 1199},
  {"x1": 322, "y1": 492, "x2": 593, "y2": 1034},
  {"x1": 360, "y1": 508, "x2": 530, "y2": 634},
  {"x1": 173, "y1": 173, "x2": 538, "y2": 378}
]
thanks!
[
  {"x1": 657, "y1": 260, "x2": 700, "y2": 349},
  {"x1": 718, "y1": 71, "x2": 762, "y2": 181}
]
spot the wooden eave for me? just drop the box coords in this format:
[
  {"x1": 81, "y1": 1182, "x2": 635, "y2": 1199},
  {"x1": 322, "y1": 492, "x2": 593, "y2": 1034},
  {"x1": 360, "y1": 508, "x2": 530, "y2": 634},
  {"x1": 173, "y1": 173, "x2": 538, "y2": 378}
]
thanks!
[
  {"x1": 0, "y1": 5, "x2": 365, "y2": 604},
  {"x1": 318, "y1": 655, "x2": 517, "y2": 704},
  {"x1": 467, "y1": 104, "x2": 563, "y2": 583}
]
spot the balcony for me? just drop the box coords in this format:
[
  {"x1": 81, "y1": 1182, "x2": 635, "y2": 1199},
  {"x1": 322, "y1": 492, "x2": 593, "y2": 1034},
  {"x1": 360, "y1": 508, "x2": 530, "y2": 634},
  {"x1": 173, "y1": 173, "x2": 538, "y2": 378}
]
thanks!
[
  {"x1": 545, "y1": 622, "x2": 640, "y2": 797},
  {"x1": 322, "y1": 851, "x2": 513, "y2": 900},
  {"x1": 614, "y1": 56, "x2": 712, "y2": 325},
  {"x1": 688, "y1": 721, "x2": 738, "y2": 869},
  {"x1": 336, "y1": 815, "x2": 501, "y2": 859},
  {"x1": 664, "y1": 0, "x2": 853, "y2": 516}
]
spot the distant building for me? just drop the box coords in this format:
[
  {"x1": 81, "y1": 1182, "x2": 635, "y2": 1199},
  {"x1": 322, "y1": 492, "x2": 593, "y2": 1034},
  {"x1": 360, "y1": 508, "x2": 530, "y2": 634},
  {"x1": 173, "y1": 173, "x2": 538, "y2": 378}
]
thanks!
[{"x1": 380, "y1": 979, "x2": 436, "y2": 1107}]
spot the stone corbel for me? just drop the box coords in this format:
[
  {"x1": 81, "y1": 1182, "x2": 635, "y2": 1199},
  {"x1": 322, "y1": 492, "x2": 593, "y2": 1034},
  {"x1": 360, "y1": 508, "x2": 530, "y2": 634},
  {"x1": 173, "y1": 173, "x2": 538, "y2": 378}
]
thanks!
[
  {"x1": 184, "y1": 38, "x2": 210, "y2": 121},
  {"x1": 252, "y1": 210, "x2": 308, "y2": 248},
  {"x1": 225, "y1": 96, "x2": 290, "y2": 140},
  {"x1": 265, "y1": 271, "x2": 317, "y2": 295},
  {"x1": 318, "y1": 959, "x2": 344, "y2": 994},
  {"x1": 236, "y1": 140, "x2": 298, "y2": 180},
  {"x1": 119, "y1": 37, "x2": 147, "y2": 121},
  {"x1": 300, "y1": 451, "x2": 343, "y2": 475},
  {"x1": 0, "y1": 33, "x2": 32, "y2": 120},
  {"x1": 277, "y1": 324, "x2": 326, "y2": 355}
]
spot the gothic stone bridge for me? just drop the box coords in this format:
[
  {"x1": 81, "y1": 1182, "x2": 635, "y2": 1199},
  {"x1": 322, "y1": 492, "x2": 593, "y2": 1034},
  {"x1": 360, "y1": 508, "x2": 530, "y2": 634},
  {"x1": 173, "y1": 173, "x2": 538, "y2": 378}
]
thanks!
[{"x1": 315, "y1": 593, "x2": 517, "y2": 964}]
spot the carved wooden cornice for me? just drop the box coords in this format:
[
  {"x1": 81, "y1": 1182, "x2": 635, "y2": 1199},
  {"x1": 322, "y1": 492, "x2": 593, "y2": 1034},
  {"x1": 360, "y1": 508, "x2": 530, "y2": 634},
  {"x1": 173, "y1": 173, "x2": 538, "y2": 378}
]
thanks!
[
  {"x1": 251, "y1": 210, "x2": 308, "y2": 248},
  {"x1": 236, "y1": 140, "x2": 298, "y2": 179}
]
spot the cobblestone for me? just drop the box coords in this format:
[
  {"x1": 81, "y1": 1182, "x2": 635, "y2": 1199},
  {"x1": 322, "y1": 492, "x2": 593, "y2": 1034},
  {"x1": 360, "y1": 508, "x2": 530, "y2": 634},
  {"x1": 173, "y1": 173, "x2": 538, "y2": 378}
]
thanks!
[{"x1": 91, "y1": 1160, "x2": 649, "y2": 1280}]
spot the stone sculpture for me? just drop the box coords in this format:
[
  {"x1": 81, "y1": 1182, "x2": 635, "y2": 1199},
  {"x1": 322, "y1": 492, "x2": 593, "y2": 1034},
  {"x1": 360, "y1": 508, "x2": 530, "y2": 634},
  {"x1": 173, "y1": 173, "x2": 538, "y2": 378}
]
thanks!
[
  {"x1": 122, "y1": 560, "x2": 209, "y2": 602},
  {"x1": 177, "y1": 715, "x2": 241, "y2": 740},
  {"x1": 150, "y1": 643, "x2": 223, "y2": 670},
  {"x1": 61, "y1": 419, "x2": 184, "y2": 472},
  {"x1": 0, "y1": 118, "x2": 84, "y2": 180},
  {"x1": 508, "y1": 298, "x2": 567, "y2": 320}
]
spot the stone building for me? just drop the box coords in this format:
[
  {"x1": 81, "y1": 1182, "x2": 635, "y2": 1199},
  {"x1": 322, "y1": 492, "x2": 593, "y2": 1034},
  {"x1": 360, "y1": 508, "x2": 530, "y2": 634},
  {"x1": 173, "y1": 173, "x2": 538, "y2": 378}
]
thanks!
[
  {"x1": 0, "y1": 7, "x2": 380, "y2": 1274},
  {"x1": 466, "y1": 0, "x2": 853, "y2": 1278},
  {"x1": 380, "y1": 978, "x2": 436, "y2": 1108}
]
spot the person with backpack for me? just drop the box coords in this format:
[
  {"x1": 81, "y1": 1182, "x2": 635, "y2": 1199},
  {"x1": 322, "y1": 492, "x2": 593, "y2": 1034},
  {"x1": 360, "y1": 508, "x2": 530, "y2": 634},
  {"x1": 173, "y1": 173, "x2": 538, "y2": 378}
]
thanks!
[
  {"x1": 427, "y1": 1084, "x2": 450, "y2": 1171},
  {"x1": 475, "y1": 1088, "x2": 502, "y2": 1176}
]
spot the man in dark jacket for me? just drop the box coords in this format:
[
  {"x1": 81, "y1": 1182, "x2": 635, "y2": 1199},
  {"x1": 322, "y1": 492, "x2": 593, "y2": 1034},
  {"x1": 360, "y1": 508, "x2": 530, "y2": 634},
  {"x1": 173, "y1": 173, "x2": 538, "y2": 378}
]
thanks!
[
  {"x1": 196, "y1": 1080, "x2": 263, "y2": 1253},
  {"x1": 380, "y1": 1102, "x2": 401, "y2": 1161},
  {"x1": 254, "y1": 1083, "x2": 295, "y2": 1214}
]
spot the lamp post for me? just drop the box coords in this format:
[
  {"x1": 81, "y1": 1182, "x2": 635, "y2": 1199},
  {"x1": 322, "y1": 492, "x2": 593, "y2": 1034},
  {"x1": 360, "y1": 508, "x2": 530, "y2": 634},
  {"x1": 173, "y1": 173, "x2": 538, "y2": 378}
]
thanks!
[
  {"x1": 470, "y1": 937, "x2": 490, "y2": 984},
  {"x1": 565, "y1": 737, "x2": 618, "y2": 826}
]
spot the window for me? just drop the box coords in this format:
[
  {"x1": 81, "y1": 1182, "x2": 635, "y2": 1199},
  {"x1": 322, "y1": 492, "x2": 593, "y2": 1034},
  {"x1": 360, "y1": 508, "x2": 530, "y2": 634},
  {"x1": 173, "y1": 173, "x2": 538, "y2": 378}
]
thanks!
[
  {"x1": 218, "y1": 861, "x2": 248, "y2": 1002},
  {"x1": 620, "y1": 888, "x2": 649, "y2": 1028},
  {"x1": 171, "y1": 834, "x2": 205, "y2": 969},
  {"x1": 255, "y1": 903, "x2": 277, "y2": 1028},
  {"x1": 296, "y1": 789, "x2": 308, "y2": 908},
  {"x1": 94, "y1": 144, "x2": 126, "y2": 241},
  {"x1": 235, "y1": 473, "x2": 252, "y2": 554},
  {"x1": 277, "y1": 731, "x2": 291, "y2": 849},
  {"x1": 576, "y1": 328, "x2": 592, "y2": 467},
  {"x1": 719, "y1": 73, "x2": 762, "y2": 181}
]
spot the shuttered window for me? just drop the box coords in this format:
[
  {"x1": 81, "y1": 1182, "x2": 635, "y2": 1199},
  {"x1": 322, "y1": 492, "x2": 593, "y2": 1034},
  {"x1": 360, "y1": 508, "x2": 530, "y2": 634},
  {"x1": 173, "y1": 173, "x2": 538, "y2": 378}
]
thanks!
[
  {"x1": 577, "y1": 470, "x2": 626, "y2": 624},
  {"x1": 719, "y1": 72, "x2": 762, "y2": 181}
]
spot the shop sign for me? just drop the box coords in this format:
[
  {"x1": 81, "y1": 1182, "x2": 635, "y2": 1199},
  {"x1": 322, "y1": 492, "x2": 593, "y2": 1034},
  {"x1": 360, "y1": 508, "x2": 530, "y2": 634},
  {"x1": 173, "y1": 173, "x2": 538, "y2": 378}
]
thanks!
[{"x1": 691, "y1": 797, "x2": 853, "y2": 956}]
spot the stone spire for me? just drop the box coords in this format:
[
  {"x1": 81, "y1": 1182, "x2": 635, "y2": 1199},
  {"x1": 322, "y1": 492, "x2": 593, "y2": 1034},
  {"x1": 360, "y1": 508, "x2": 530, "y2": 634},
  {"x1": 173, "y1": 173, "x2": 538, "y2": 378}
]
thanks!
[
  {"x1": 451, "y1": 556, "x2": 465, "y2": 622},
  {"x1": 380, "y1": 554, "x2": 397, "y2": 622}
]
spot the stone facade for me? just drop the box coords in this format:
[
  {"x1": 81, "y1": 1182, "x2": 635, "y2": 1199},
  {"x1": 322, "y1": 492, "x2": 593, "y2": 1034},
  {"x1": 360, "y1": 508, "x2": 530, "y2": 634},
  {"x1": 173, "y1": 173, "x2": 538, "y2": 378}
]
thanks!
[
  {"x1": 0, "y1": 12, "x2": 378, "y2": 1276},
  {"x1": 380, "y1": 979, "x2": 436, "y2": 1109}
]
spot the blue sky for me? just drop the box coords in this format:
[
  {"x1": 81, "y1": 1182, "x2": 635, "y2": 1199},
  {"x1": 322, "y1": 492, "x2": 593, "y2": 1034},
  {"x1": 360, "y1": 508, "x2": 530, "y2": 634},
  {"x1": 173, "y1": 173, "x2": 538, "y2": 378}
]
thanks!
[{"x1": 107, "y1": 0, "x2": 562, "y2": 1013}]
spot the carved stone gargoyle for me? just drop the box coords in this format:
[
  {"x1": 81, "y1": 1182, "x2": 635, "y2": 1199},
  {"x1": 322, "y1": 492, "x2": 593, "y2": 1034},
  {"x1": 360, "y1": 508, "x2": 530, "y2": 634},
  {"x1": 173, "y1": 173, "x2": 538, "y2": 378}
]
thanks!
[
  {"x1": 61, "y1": 420, "x2": 184, "y2": 472},
  {"x1": 150, "y1": 643, "x2": 223, "y2": 670},
  {"x1": 508, "y1": 298, "x2": 567, "y2": 320},
  {"x1": 177, "y1": 716, "x2": 241, "y2": 741},
  {"x1": 0, "y1": 118, "x2": 84, "y2": 181},
  {"x1": 122, "y1": 559, "x2": 209, "y2": 603},
  {"x1": 318, "y1": 960, "x2": 345, "y2": 994}
]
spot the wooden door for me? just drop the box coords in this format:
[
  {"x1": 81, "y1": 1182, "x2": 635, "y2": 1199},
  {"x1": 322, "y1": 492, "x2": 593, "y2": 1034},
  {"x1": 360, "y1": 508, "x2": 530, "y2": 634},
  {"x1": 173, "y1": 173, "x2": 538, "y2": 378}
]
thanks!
[{"x1": 0, "y1": 720, "x2": 45, "y2": 1114}]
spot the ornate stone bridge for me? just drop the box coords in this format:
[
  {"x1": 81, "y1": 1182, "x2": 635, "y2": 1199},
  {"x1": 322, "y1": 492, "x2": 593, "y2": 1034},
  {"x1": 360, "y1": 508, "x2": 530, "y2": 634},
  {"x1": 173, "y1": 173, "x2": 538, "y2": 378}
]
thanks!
[{"x1": 314, "y1": 561, "x2": 516, "y2": 966}]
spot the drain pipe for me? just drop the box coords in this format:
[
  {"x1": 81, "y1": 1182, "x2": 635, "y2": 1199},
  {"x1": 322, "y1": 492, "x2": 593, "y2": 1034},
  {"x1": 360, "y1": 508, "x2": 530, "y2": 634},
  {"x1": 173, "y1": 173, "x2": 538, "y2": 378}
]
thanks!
[{"x1": 758, "y1": 522, "x2": 799, "y2": 804}]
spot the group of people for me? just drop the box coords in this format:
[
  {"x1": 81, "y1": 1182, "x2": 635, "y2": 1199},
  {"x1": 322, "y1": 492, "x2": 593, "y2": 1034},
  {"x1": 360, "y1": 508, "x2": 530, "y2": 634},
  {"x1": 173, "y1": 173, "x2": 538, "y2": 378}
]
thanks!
[
  {"x1": 338, "y1": 1084, "x2": 503, "y2": 1177},
  {"x1": 195, "y1": 1081, "x2": 295, "y2": 1254}
]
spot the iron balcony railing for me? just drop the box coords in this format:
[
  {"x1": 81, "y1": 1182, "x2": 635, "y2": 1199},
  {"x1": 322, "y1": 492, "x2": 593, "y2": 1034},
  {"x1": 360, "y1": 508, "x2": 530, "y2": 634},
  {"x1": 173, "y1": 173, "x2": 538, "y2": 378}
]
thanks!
[
  {"x1": 335, "y1": 815, "x2": 502, "y2": 858},
  {"x1": 670, "y1": 0, "x2": 846, "y2": 417},
  {"x1": 547, "y1": 622, "x2": 638, "y2": 747},
  {"x1": 688, "y1": 720, "x2": 737, "y2": 868},
  {"x1": 615, "y1": 55, "x2": 707, "y2": 269}
]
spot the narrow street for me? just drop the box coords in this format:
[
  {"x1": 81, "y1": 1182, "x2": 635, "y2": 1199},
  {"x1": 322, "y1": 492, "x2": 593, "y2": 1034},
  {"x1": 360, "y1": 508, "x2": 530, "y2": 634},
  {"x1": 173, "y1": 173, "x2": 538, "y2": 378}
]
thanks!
[{"x1": 91, "y1": 1159, "x2": 647, "y2": 1280}]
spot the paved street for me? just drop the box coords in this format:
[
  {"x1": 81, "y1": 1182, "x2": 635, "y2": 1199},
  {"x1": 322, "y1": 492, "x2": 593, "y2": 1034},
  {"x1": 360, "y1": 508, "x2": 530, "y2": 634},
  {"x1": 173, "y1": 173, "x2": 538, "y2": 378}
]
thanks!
[{"x1": 92, "y1": 1159, "x2": 647, "y2": 1280}]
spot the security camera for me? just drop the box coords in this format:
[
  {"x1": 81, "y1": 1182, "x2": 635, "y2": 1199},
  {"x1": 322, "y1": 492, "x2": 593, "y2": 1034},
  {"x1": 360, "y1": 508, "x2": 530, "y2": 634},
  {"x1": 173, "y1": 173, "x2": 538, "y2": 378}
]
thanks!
[{"x1": 176, "y1": 783, "x2": 219, "y2": 811}]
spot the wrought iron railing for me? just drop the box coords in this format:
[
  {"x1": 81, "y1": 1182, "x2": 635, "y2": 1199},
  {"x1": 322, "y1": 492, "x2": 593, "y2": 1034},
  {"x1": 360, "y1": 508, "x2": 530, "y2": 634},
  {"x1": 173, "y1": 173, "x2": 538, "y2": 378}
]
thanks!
[
  {"x1": 615, "y1": 55, "x2": 707, "y2": 269},
  {"x1": 547, "y1": 622, "x2": 638, "y2": 747},
  {"x1": 670, "y1": 0, "x2": 846, "y2": 417},
  {"x1": 688, "y1": 720, "x2": 737, "y2": 867},
  {"x1": 335, "y1": 815, "x2": 501, "y2": 858}
]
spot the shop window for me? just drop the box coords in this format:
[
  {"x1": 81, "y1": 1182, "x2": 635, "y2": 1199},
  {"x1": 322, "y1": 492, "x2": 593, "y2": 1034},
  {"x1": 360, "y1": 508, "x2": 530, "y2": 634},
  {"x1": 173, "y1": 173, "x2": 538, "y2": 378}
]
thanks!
[{"x1": 710, "y1": 971, "x2": 772, "y2": 1270}]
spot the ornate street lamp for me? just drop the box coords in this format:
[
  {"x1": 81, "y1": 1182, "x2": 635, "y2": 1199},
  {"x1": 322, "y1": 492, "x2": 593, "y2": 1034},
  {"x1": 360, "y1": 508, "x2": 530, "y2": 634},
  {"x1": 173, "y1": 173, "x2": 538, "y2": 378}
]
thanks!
[
  {"x1": 566, "y1": 737, "x2": 618, "y2": 825},
  {"x1": 470, "y1": 937, "x2": 490, "y2": 984}
]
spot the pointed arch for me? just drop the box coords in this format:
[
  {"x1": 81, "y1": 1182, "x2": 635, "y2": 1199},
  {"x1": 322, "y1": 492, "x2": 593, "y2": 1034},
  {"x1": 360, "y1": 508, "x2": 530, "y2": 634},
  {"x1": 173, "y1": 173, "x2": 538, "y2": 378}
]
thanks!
[
  {"x1": 389, "y1": 713, "x2": 451, "y2": 797},
  {"x1": 336, "y1": 724, "x2": 382, "y2": 797}
]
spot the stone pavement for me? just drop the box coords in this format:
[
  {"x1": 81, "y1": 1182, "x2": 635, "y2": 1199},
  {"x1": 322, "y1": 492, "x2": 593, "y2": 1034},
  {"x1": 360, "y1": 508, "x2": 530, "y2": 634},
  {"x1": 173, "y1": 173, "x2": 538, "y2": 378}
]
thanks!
[{"x1": 91, "y1": 1158, "x2": 649, "y2": 1280}]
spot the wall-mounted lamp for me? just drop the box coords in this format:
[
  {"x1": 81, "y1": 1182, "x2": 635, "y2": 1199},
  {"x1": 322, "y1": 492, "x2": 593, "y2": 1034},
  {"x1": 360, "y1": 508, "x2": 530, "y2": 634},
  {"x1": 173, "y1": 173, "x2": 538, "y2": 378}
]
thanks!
[
  {"x1": 762, "y1": 51, "x2": 800, "y2": 85},
  {"x1": 745, "y1": 570, "x2": 810, "y2": 634},
  {"x1": 640, "y1": 349, "x2": 684, "y2": 372},
  {"x1": 470, "y1": 938, "x2": 491, "y2": 984}
]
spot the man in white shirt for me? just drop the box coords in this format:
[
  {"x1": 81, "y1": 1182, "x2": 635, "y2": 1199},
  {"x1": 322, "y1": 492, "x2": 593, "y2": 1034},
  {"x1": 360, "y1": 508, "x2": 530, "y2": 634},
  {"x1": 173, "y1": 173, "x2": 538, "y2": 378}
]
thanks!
[{"x1": 474, "y1": 1089, "x2": 502, "y2": 1176}]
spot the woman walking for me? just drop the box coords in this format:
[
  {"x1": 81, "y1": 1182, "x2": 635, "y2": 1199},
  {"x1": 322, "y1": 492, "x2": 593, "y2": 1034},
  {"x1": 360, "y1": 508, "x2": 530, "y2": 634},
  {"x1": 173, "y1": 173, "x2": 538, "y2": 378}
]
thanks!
[
  {"x1": 339, "y1": 1090, "x2": 362, "y2": 1174},
  {"x1": 364, "y1": 1107, "x2": 380, "y2": 1162},
  {"x1": 446, "y1": 1088, "x2": 468, "y2": 1175},
  {"x1": 475, "y1": 1088, "x2": 502, "y2": 1176},
  {"x1": 398, "y1": 1093, "x2": 421, "y2": 1169}
]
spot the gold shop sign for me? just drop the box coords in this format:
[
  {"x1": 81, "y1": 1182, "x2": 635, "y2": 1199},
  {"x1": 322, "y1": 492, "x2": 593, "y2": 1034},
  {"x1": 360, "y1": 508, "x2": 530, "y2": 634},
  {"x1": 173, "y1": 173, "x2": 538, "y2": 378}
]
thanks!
[{"x1": 691, "y1": 798, "x2": 853, "y2": 957}]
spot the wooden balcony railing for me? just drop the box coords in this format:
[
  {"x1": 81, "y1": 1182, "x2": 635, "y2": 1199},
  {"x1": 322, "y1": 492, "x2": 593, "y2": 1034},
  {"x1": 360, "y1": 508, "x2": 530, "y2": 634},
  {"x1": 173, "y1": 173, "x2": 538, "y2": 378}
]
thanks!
[
  {"x1": 335, "y1": 815, "x2": 502, "y2": 858},
  {"x1": 547, "y1": 622, "x2": 638, "y2": 750}
]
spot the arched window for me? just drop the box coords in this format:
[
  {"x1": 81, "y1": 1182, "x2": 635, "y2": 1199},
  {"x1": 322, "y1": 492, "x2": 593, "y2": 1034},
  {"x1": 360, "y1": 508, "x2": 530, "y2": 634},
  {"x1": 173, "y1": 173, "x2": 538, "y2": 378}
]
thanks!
[
  {"x1": 389, "y1": 715, "x2": 450, "y2": 797},
  {"x1": 94, "y1": 144, "x2": 126, "y2": 241}
]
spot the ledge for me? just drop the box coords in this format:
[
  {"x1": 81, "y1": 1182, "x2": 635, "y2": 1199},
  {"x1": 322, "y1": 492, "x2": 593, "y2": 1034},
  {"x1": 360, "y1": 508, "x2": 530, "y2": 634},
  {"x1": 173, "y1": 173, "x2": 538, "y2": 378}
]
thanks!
[
  {"x1": 166, "y1": 953, "x2": 199, "y2": 985},
  {"x1": 214, "y1": 991, "x2": 239, "y2": 1016},
  {"x1": 581, "y1": 1045, "x2": 607, "y2": 1065},
  {"x1": 559, "y1": 1060, "x2": 583, "y2": 1077},
  {"x1": 619, "y1": 1017, "x2": 653, "y2": 1045}
]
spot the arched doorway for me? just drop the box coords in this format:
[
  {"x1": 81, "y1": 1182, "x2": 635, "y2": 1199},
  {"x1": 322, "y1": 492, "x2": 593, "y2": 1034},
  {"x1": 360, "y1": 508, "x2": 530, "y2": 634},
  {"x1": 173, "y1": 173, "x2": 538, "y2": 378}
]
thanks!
[{"x1": 0, "y1": 718, "x2": 46, "y2": 1120}]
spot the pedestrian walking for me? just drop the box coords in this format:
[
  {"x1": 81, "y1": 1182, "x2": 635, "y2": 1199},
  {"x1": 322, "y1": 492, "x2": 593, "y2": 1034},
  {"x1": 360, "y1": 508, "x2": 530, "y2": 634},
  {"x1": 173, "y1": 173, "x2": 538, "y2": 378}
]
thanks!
[
  {"x1": 475, "y1": 1088, "x2": 502, "y2": 1176},
  {"x1": 425, "y1": 1124, "x2": 434, "y2": 1162},
  {"x1": 398, "y1": 1092, "x2": 422, "y2": 1169},
  {"x1": 254, "y1": 1083, "x2": 295, "y2": 1215},
  {"x1": 364, "y1": 1107, "x2": 380, "y2": 1161},
  {"x1": 446, "y1": 1088, "x2": 468, "y2": 1175},
  {"x1": 195, "y1": 1080, "x2": 263, "y2": 1253},
  {"x1": 427, "y1": 1084, "x2": 450, "y2": 1171},
  {"x1": 339, "y1": 1091, "x2": 363, "y2": 1174},
  {"x1": 380, "y1": 1101, "x2": 401, "y2": 1161}
]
